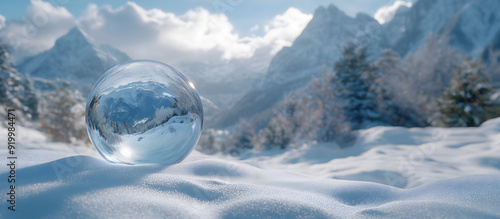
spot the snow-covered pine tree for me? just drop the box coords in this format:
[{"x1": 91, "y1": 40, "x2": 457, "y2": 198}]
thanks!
[
  {"x1": 0, "y1": 44, "x2": 38, "y2": 120},
  {"x1": 432, "y1": 59, "x2": 496, "y2": 127},
  {"x1": 333, "y1": 44, "x2": 379, "y2": 129}
]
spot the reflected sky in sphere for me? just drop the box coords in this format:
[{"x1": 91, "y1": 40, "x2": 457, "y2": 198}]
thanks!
[{"x1": 86, "y1": 60, "x2": 203, "y2": 165}]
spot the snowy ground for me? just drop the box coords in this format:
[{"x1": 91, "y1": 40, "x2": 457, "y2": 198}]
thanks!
[{"x1": 1, "y1": 119, "x2": 500, "y2": 218}]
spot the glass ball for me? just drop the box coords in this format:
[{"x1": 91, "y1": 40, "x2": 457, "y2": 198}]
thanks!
[{"x1": 85, "y1": 60, "x2": 203, "y2": 165}]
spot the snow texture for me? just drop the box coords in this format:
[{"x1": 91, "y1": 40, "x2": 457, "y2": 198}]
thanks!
[{"x1": 2, "y1": 118, "x2": 500, "y2": 218}]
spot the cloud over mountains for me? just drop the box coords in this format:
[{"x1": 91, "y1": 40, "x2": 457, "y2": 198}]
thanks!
[
  {"x1": 0, "y1": 1, "x2": 312, "y2": 65},
  {"x1": 374, "y1": 0, "x2": 412, "y2": 24}
]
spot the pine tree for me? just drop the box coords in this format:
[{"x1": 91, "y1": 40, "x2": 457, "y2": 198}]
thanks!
[
  {"x1": 433, "y1": 60, "x2": 496, "y2": 127},
  {"x1": 0, "y1": 44, "x2": 39, "y2": 120},
  {"x1": 333, "y1": 44, "x2": 379, "y2": 129}
]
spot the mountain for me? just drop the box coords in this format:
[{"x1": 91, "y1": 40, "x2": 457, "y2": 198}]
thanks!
[
  {"x1": 214, "y1": 0, "x2": 500, "y2": 128},
  {"x1": 18, "y1": 27, "x2": 131, "y2": 85},
  {"x1": 386, "y1": 0, "x2": 500, "y2": 56},
  {"x1": 262, "y1": 6, "x2": 385, "y2": 89},
  {"x1": 482, "y1": 30, "x2": 500, "y2": 64},
  {"x1": 178, "y1": 58, "x2": 267, "y2": 109},
  {"x1": 213, "y1": 5, "x2": 386, "y2": 128}
]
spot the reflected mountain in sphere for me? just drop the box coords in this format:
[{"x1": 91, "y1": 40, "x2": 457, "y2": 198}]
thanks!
[{"x1": 86, "y1": 60, "x2": 203, "y2": 165}]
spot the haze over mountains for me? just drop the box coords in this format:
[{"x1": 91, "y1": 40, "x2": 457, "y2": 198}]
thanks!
[
  {"x1": 14, "y1": 26, "x2": 267, "y2": 114},
  {"x1": 213, "y1": 0, "x2": 500, "y2": 128}
]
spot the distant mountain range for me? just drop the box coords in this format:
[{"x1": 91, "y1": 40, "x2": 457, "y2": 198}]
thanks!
[
  {"x1": 18, "y1": 27, "x2": 131, "y2": 85},
  {"x1": 213, "y1": 0, "x2": 500, "y2": 128},
  {"x1": 387, "y1": 0, "x2": 500, "y2": 56},
  {"x1": 15, "y1": 27, "x2": 222, "y2": 122}
]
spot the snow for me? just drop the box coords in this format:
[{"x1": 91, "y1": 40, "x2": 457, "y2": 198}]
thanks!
[
  {"x1": 2, "y1": 118, "x2": 500, "y2": 218},
  {"x1": 217, "y1": 0, "x2": 500, "y2": 128},
  {"x1": 18, "y1": 27, "x2": 130, "y2": 85},
  {"x1": 240, "y1": 120, "x2": 500, "y2": 189},
  {"x1": 214, "y1": 5, "x2": 386, "y2": 128},
  {"x1": 386, "y1": 0, "x2": 500, "y2": 56}
]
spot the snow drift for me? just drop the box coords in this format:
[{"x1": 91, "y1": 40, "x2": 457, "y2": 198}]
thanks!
[{"x1": 2, "y1": 118, "x2": 500, "y2": 218}]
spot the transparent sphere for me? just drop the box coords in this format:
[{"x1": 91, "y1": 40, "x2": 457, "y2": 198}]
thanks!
[{"x1": 85, "y1": 60, "x2": 203, "y2": 165}]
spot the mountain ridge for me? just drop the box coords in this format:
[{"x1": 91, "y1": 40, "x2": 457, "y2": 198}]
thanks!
[
  {"x1": 213, "y1": 0, "x2": 500, "y2": 128},
  {"x1": 18, "y1": 27, "x2": 131, "y2": 85}
]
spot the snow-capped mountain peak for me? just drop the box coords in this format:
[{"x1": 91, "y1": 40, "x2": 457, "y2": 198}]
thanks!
[
  {"x1": 213, "y1": 4, "x2": 385, "y2": 128},
  {"x1": 54, "y1": 27, "x2": 95, "y2": 51},
  {"x1": 19, "y1": 27, "x2": 131, "y2": 85},
  {"x1": 215, "y1": 0, "x2": 500, "y2": 128}
]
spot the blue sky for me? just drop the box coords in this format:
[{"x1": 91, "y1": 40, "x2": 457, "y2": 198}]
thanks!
[
  {"x1": 0, "y1": 0, "x2": 414, "y2": 66},
  {"x1": 0, "y1": 0, "x2": 406, "y2": 36}
]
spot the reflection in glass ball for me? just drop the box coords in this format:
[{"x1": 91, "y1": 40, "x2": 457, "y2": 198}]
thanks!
[{"x1": 85, "y1": 60, "x2": 203, "y2": 165}]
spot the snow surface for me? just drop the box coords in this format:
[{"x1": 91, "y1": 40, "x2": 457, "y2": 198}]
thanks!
[{"x1": 2, "y1": 119, "x2": 500, "y2": 218}]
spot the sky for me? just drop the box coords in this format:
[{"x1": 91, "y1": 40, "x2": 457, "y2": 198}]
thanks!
[
  {"x1": 0, "y1": 0, "x2": 412, "y2": 33},
  {"x1": 0, "y1": 0, "x2": 414, "y2": 65}
]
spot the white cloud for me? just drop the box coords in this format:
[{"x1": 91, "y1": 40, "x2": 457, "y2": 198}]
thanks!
[
  {"x1": 250, "y1": 25, "x2": 260, "y2": 32},
  {"x1": 0, "y1": 0, "x2": 75, "y2": 63},
  {"x1": 249, "y1": 7, "x2": 312, "y2": 55},
  {"x1": 0, "y1": 14, "x2": 5, "y2": 29},
  {"x1": 374, "y1": 0, "x2": 412, "y2": 24},
  {"x1": 78, "y1": 3, "x2": 311, "y2": 64},
  {"x1": 0, "y1": 1, "x2": 312, "y2": 66}
]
